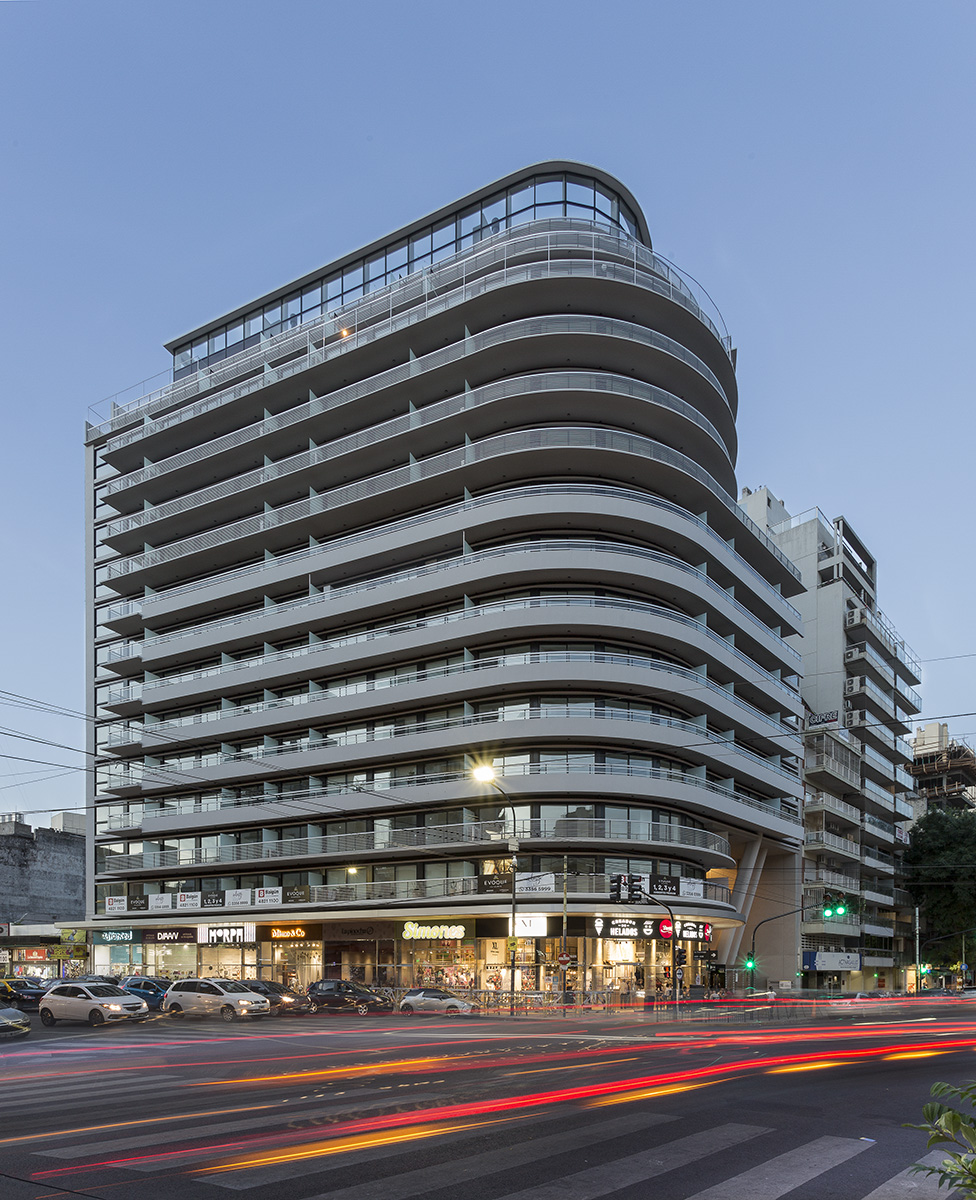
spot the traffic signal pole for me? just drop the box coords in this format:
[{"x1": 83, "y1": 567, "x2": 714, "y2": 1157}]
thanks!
[
  {"x1": 632, "y1": 884, "x2": 679, "y2": 1018},
  {"x1": 748, "y1": 904, "x2": 816, "y2": 992}
]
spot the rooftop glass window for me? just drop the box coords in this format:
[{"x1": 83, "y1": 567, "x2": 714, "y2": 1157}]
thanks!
[{"x1": 171, "y1": 170, "x2": 645, "y2": 380}]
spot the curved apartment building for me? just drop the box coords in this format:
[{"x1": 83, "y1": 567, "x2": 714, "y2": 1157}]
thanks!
[{"x1": 86, "y1": 162, "x2": 806, "y2": 993}]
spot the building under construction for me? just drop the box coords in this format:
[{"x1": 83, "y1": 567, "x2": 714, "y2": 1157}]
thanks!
[{"x1": 909, "y1": 723, "x2": 976, "y2": 814}]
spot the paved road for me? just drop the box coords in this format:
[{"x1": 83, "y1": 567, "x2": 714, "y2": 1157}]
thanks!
[{"x1": 1, "y1": 1009, "x2": 968, "y2": 1199}]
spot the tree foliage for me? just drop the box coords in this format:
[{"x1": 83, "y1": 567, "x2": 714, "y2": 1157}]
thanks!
[
  {"x1": 903, "y1": 809, "x2": 976, "y2": 962},
  {"x1": 906, "y1": 1080, "x2": 976, "y2": 1195}
]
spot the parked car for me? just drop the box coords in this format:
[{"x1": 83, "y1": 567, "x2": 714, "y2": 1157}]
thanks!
[
  {"x1": 399, "y1": 987, "x2": 481, "y2": 1016},
  {"x1": 39, "y1": 983, "x2": 149, "y2": 1027},
  {"x1": 0, "y1": 977, "x2": 54, "y2": 1009},
  {"x1": 71, "y1": 974, "x2": 121, "y2": 986},
  {"x1": 241, "y1": 979, "x2": 311, "y2": 1015},
  {"x1": 120, "y1": 977, "x2": 172, "y2": 1011},
  {"x1": 306, "y1": 979, "x2": 395, "y2": 1016},
  {"x1": 0, "y1": 1004, "x2": 31, "y2": 1039},
  {"x1": 162, "y1": 978, "x2": 271, "y2": 1022}
]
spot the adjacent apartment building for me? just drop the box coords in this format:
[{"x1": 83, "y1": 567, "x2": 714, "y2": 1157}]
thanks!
[
  {"x1": 86, "y1": 162, "x2": 806, "y2": 990},
  {"x1": 741, "y1": 488, "x2": 921, "y2": 991},
  {"x1": 909, "y1": 723, "x2": 976, "y2": 817}
]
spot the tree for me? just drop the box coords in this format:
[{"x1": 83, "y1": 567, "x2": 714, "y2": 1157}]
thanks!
[
  {"x1": 903, "y1": 809, "x2": 976, "y2": 963},
  {"x1": 907, "y1": 1080, "x2": 976, "y2": 1196}
]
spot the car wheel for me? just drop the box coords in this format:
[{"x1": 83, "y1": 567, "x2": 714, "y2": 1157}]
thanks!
[
  {"x1": 88, "y1": 1010, "x2": 106, "y2": 1027},
  {"x1": 445, "y1": 1005, "x2": 460, "y2": 1015},
  {"x1": 40, "y1": 1008, "x2": 56, "y2": 1027},
  {"x1": 168, "y1": 1004, "x2": 184, "y2": 1018},
  {"x1": 400, "y1": 1003, "x2": 413, "y2": 1014},
  {"x1": 220, "y1": 1005, "x2": 238, "y2": 1023},
  {"x1": 355, "y1": 1003, "x2": 370, "y2": 1016}
]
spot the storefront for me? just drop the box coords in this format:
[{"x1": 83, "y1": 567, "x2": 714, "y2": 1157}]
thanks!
[
  {"x1": 198, "y1": 925, "x2": 257, "y2": 980},
  {"x1": 142, "y1": 927, "x2": 198, "y2": 977},
  {"x1": 261, "y1": 923, "x2": 323, "y2": 989},
  {"x1": 91, "y1": 927, "x2": 141, "y2": 975}
]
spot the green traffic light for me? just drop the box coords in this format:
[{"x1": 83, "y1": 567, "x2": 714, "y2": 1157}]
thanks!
[
  {"x1": 823, "y1": 906, "x2": 834, "y2": 918},
  {"x1": 834, "y1": 901, "x2": 847, "y2": 915},
  {"x1": 745, "y1": 956, "x2": 755, "y2": 970}
]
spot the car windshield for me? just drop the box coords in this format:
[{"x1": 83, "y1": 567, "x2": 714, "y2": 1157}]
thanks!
[
  {"x1": 7, "y1": 980, "x2": 32, "y2": 992},
  {"x1": 87, "y1": 985, "x2": 127, "y2": 997},
  {"x1": 218, "y1": 982, "x2": 251, "y2": 994}
]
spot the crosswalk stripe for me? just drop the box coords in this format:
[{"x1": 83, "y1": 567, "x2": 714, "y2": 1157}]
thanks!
[
  {"x1": 475, "y1": 1123, "x2": 770, "y2": 1200},
  {"x1": 200, "y1": 1110, "x2": 679, "y2": 1192},
  {"x1": 4, "y1": 1075, "x2": 181, "y2": 1101},
  {"x1": 682, "y1": 1135, "x2": 873, "y2": 1199},
  {"x1": 34, "y1": 1092, "x2": 452, "y2": 1161},
  {"x1": 8, "y1": 1079, "x2": 182, "y2": 1108},
  {"x1": 859, "y1": 1150, "x2": 954, "y2": 1199}
]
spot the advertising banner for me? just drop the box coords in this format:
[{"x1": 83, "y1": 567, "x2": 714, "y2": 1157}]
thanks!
[
  {"x1": 149, "y1": 894, "x2": 173, "y2": 911},
  {"x1": 255, "y1": 887, "x2": 282, "y2": 906},
  {"x1": 177, "y1": 892, "x2": 201, "y2": 911}
]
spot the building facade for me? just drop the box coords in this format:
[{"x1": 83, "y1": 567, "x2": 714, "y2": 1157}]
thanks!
[
  {"x1": 741, "y1": 488, "x2": 921, "y2": 992},
  {"x1": 86, "y1": 163, "x2": 806, "y2": 993},
  {"x1": 909, "y1": 723, "x2": 976, "y2": 816}
]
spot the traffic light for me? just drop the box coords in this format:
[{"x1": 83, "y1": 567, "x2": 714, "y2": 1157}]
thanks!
[
  {"x1": 823, "y1": 891, "x2": 849, "y2": 919},
  {"x1": 744, "y1": 953, "x2": 756, "y2": 970},
  {"x1": 627, "y1": 873, "x2": 642, "y2": 903},
  {"x1": 609, "y1": 874, "x2": 623, "y2": 902},
  {"x1": 675, "y1": 948, "x2": 687, "y2": 967}
]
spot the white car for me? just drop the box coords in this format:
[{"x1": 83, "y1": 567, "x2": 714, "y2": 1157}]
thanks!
[
  {"x1": 399, "y1": 987, "x2": 481, "y2": 1016},
  {"x1": 39, "y1": 983, "x2": 149, "y2": 1027},
  {"x1": 162, "y1": 978, "x2": 271, "y2": 1022}
]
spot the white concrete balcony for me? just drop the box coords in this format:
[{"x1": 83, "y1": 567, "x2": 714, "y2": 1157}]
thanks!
[
  {"x1": 97, "y1": 816, "x2": 734, "y2": 876},
  {"x1": 94, "y1": 870, "x2": 736, "y2": 917}
]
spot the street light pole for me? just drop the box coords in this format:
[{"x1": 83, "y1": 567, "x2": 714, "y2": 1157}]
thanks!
[{"x1": 472, "y1": 766, "x2": 519, "y2": 1017}]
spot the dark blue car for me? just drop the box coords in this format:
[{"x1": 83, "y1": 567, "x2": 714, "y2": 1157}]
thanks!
[{"x1": 120, "y1": 976, "x2": 172, "y2": 1010}]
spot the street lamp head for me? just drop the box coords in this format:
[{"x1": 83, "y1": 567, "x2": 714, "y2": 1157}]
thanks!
[{"x1": 472, "y1": 765, "x2": 496, "y2": 783}]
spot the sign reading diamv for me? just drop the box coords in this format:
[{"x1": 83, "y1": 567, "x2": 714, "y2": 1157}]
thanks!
[{"x1": 142, "y1": 927, "x2": 197, "y2": 944}]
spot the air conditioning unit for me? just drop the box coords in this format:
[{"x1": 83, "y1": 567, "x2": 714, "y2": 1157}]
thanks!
[{"x1": 845, "y1": 711, "x2": 866, "y2": 730}]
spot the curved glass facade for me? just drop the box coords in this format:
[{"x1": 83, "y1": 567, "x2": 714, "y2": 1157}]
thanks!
[{"x1": 172, "y1": 171, "x2": 642, "y2": 379}]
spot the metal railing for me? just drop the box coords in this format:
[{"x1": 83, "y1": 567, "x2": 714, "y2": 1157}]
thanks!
[
  {"x1": 141, "y1": 592, "x2": 800, "y2": 699},
  {"x1": 134, "y1": 535, "x2": 797, "y2": 659},
  {"x1": 88, "y1": 221, "x2": 732, "y2": 439},
  {"x1": 98, "y1": 816, "x2": 732, "y2": 873},
  {"x1": 804, "y1": 830, "x2": 860, "y2": 855},
  {"x1": 102, "y1": 757, "x2": 800, "y2": 825},
  {"x1": 94, "y1": 870, "x2": 734, "y2": 914},
  {"x1": 129, "y1": 702, "x2": 799, "y2": 784},
  {"x1": 136, "y1": 646, "x2": 800, "y2": 745},
  {"x1": 116, "y1": 481, "x2": 801, "y2": 627},
  {"x1": 98, "y1": 425, "x2": 739, "y2": 582},
  {"x1": 99, "y1": 368, "x2": 731, "y2": 522}
]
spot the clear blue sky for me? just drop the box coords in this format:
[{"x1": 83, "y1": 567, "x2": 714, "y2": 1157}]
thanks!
[{"x1": 2, "y1": 0, "x2": 974, "y2": 823}]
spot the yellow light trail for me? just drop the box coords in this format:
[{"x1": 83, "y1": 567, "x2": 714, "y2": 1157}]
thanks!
[
  {"x1": 0, "y1": 1104, "x2": 279, "y2": 1147},
  {"x1": 766, "y1": 1061, "x2": 857, "y2": 1074},
  {"x1": 192, "y1": 1055, "x2": 460, "y2": 1086},
  {"x1": 585, "y1": 1080, "x2": 723, "y2": 1108},
  {"x1": 503, "y1": 1057, "x2": 638, "y2": 1077},
  {"x1": 198, "y1": 1116, "x2": 513, "y2": 1173},
  {"x1": 884, "y1": 1050, "x2": 948, "y2": 1061}
]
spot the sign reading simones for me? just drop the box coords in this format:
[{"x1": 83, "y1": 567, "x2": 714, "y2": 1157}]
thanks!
[{"x1": 400, "y1": 921, "x2": 466, "y2": 940}]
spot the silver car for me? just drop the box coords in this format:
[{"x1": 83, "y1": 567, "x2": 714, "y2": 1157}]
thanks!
[
  {"x1": 39, "y1": 983, "x2": 148, "y2": 1027},
  {"x1": 399, "y1": 987, "x2": 481, "y2": 1016},
  {"x1": 162, "y1": 978, "x2": 271, "y2": 1022}
]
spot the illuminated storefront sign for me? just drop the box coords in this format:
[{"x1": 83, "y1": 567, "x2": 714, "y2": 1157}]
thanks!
[
  {"x1": 206, "y1": 926, "x2": 245, "y2": 946},
  {"x1": 269, "y1": 924, "x2": 322, "y2": 940},
  {"x1": 142, "y1": 928, "x2": 197, "y2": 944},
  {"x1": 401, "y1": 921, "x2": 466, "y2": 940},
  {"x1": 93, "y1": 929, "x2": 135, "y2": 944},
  {"x1": 589, "y1": 917, "x2": 712, "y2": 941}
]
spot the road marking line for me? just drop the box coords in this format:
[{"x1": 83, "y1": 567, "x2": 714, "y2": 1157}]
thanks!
[
  {"x1": 683, "y1": 1134, "x2": 872, "y2": 1199},
  {"x1": 859, "y1": 1150, "x2": 955, "y2": 1198},
  {"x1": 200, "y1": 1110, "x2": 678, "y2": 1192}
]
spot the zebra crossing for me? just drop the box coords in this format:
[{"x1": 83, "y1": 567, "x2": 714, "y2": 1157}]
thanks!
[{"x1": 5, "y1": 1078, "x2": 956, "y2": 1200}]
